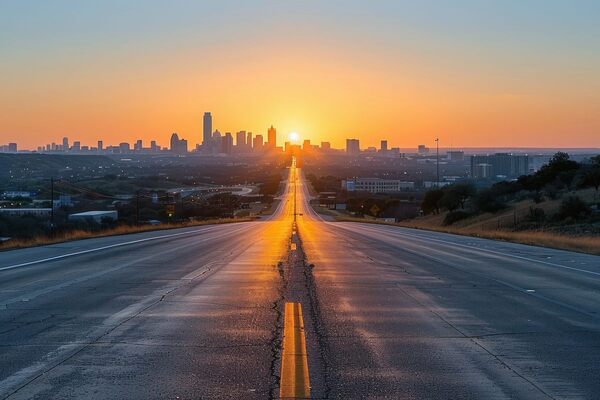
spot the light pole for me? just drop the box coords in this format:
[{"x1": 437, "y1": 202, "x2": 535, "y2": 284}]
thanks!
[{"x1": 435, "y1": 138, "x2": 440, "y2": 187}]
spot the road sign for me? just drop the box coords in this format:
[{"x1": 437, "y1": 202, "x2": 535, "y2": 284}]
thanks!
[{"x1": 166, "y1": 204, "x2": 175, "y2": 217}]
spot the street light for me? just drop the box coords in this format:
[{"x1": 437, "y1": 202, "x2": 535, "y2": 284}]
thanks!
[{"x1": 435, "y1": 138, "x2": 440, "y2": 187}]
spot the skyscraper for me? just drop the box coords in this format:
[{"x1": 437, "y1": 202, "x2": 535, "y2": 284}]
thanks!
[
  {"x1": 380, "y1": 140, "x2": 388, "y2": 152},
  {"x1": 221, "y1": 132, "x2": 233, "y2": 155},
  {"x1": 267, "y1": 125, "x2": 277, "y2": 149},
  {"x1": 236, "y1": 131, "x2": 246, "y2": 148},
  {"x1": 246, "y1": 132, "x2": 253, "y2": 150},
  {"x1": 97, "y1": 140, "x2": 103, "y2": 152},
  {"x1": 346, "y1": 138, "x2": 360, "y2": 155},
  {"x1": 203, "y1": 112, "x2": 212, "y2": 147},
  {"x1": 62, "y1": 137, "x2": 69, "y2": 151},
  {"x1": 253, "y1": 134, "x2": 264, "y2": 150}
]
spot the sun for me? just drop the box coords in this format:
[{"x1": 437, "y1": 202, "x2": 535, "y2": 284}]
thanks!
[{"x1": 288, "y1": 131, "x2": 300, "y2": 143}]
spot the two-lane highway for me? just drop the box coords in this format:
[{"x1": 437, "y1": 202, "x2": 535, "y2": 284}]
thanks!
[{"x1": 1, "y1": 161, "x2": 599, "y2": 399}]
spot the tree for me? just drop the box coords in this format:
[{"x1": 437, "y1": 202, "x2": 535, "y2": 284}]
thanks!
[
  {"x1": 556, "y1": 196, "x2": 591, "y2": 220},
  {"x1": 421, "y1": 189, "x2": 444, "y2": 215},
  {"x1": 439, "y1": 190, "x2": 460, "y2": 212},
  {"x1": 581, "y1": 168, "x2": 600, "y2": 197}
]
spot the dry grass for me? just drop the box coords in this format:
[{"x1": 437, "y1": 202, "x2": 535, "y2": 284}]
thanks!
[
  {"x1": 0, "y1": 217, "x2": 254, "y2": 251},
  {"x1": 335, "y1": 216, "x2": 600, "y2": 255}
]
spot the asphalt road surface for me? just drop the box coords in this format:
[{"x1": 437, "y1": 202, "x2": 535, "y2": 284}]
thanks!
[{"x1": 1, "y1": 163, "x2": 599, "y2": 399}]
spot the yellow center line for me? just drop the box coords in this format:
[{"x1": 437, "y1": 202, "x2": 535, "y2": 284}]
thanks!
[{"x1": 280, "y1": 302, "x2": 310, "y2": 399}]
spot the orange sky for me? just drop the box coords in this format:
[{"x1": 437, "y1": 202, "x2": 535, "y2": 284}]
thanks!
[{"x1": 1, "y1": 2, "x2": 599, "y2": 150}]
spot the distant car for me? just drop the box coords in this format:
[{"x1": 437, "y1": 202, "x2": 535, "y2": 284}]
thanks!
[{"x1": 145, "y1": 219, "x2": 161, "y2": 226}]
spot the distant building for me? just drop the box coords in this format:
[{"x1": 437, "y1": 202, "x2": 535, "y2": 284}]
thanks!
[
  {"x1": 267, "y1": 125, "x2": 277, "y2": 149},
  {"x1": 170, "y1": 133, "x2": 188, "y2": 155},
  {"x1": 134, "y1": 139, "x2": 143, "y2": 151},
  {"x1": 303, "y1": 139, "x2": 311, "y2": 150},
  {"x1": 62, "y1": 137, "x2": 69, "y2": 151},
  {"x1": 69, "y1": 210, "x2": 118, "y2": 223},
  {"x1": 97, "y1": 140, "x2": 103, "y2": 152},
  {"x1": 72, "y1": 141, "x2": 81, "y2": 152},
  {"x1": 342, "y1": 178, "x2": 414, "y2": 193},
  {"x1": 418, "y1": 144, "x2": 429, "y2": 154},
  {"x1": 253, "y1": 134, "x2": 264, "y2": 150},
  {"x1": 0, "y1": 208, "x2": 51, "y2": 216},
  {"x1": 346, "y1": 139, "x2": 360, "y2": 155},
  {"x1": 470, "y1": 153, "x2": 529, "y2": 179},
  {"x1": 221, "y1": 132, "x2": 233, "y2": 154},
  {"x1": 203, "y1": 112, "x2": 212, "y2": 147},
  {"x1": 236, "y1": 131, "x2": 246, "y2": 148},
  {"x1": 447, "y1": 150, "x2": 464, "y2": 161},
  {"x1": 380, "y1": 140, "x2": 388, "y2": 152},
  {"x1": 321, "y1": 142, "x2": 331, "y2": 151},
  {"x1": 246, "y1": 132, "x2": 253, "y2": 150},
  {"x1": 119, "y1": 142, "x2": 130, "y2": 153}
]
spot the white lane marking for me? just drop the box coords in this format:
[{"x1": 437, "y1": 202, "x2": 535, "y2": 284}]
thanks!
[
  {"x1": 333, "y1": 223, "x2": 600, "y2": 277},
  {"x1": 0, "y1": 223, "x2": 255, "y2": 272}
]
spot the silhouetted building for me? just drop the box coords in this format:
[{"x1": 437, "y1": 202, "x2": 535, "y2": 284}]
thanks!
[
  {"x1": 97, "y1": 140, "x2": 103, "y2": 152},
  {"x1": 203, "y1": 112, "x2": 212, "y2": 147},
  {"x1": 470, "y1": 153, "x2": 529, "y2": 179},
  {"x1": 321, "y1": 142, "x2": 331, "y2": 151},
  {"x1": 236, "y1": 131, "x2": 246, "y2": 148},
  {"x1": 134, "y1": 139, "x2": 143, "y2": 151},
  {"x1": 418, "y1": 144, "x2": 429, "y2": 154},
  {"x1": 346, "y1": 139, "x2": 360, "y2": 155},
  {"x1": 62, "y1": 137, "x2": 69, "y2": 151},
  {"x1": 246, "y1": 132, "x2": 253, "y2": 150},
  {"x1": 170, "y1": 133, "x2": 188, "y2": 155},
  {"x1": 267, "y1": 125, "x2": 277, "y2": 149},
  {"x1": 253, "y1": 134, "x2": 264, "y2": 150},
  {"x1": 8, "y1": 143, "x2": 17, "y2": 152},
  {"x1": 221, "y1": 132, "x2": 233, "y2": 154},
  {"x1": 380, "y1": 140, "x2": 388, "y2": 152},
  {"x1": 447, "y1": 150, "x2": 465, "y2": 161}
]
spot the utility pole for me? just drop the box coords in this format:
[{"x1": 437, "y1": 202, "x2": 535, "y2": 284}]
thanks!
[
  {"x1": 50, "y1": 177, "x2": 55, "y2": 236},
  {"x1": 135, "y1": 190, "x2": 140, "y2": 225},
  {"x1": 435, "y1": 138, "x2": 440, "y2": 187}
]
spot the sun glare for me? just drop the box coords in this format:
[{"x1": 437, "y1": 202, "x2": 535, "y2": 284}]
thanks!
[{"x1": 288, "y1": 132, "x2": 300, "y2": 143}]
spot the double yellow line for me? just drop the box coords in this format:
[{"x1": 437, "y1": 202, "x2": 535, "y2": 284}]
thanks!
[{"x1": 280, "y1": 302, "x2": 310, "y2": 399}]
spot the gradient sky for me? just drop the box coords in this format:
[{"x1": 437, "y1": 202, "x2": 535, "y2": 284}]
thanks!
[{"x1": 1, "y1": 0, "x2": 599, "y2": 150}]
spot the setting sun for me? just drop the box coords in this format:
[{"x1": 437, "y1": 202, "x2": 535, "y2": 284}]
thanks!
[{"x1": 288, "y1": 132, "x2": 300, "y2": 143}]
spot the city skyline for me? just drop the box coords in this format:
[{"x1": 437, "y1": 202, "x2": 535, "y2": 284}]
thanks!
[{"x1": 2, "y1": 1, "x2": 600, "y2": 150}]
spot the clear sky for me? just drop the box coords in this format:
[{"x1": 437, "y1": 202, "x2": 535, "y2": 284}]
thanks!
[{"x1": 1, "y1": 1, "x2": 599, "y2": 149}]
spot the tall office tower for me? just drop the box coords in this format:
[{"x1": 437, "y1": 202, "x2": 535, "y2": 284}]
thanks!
[
  {"x1": 72, "y1": 141, "x2": 81, "y2": 152},
  {"x1": 346, "y1": 138, "x2": 360, "y2": 155},
  {"x1": 253, "y1": 134, "x2": 264, "y2": 150},
  {"x1": 267, "y1": 125, "x2": 277, "y2": 148},
  {"x1": 170, "y1": 133, "x2": 180, "y2": 153},
  {"x1": 380, "y1": 140, "x2": 388, "y2": 152},
  {"x1": 150, "y1": 140, "x2": 157, "y2": 152},
  {"x1": 303, "y1": 139, "x2": 311, "y2": 150},
  {"x1": 98, "y1": 140, "x2": 103, "y2": 152},
  {"x1": 62, "y1": 137, "x2": 69, "y2": 151},
  {"x1": 8, "y1": 143, "x2": 17, "y2": 152},
  {"x1": 203, "y1": 112, "x2": 212, "y2": 146},
  {"x1": 236, "y1": 131, "x2": 246, "y2": 148},
  {"x1": 135, "y1": 139, "x2": 143, "y2": 151},
  {"x1": 246, "y1": 132, "x2": 253, "y2": 150},
  {"x1": 221, "y1": 132, "x2": 233, "y2": 155}
]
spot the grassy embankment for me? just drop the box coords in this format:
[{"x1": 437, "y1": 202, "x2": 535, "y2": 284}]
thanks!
[
  {"x1": 311, "y1": 181, "x2": 599, "y2": 255},
  {"x1": 0, "y1": 217, "x2": 254, "y2": 251}
]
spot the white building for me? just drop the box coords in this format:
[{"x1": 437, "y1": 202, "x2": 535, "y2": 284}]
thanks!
[
  {"x1": 69, "y1": 211, "x2": 118, "y2": 223},
  {"x1": 342, "y1": 178, "x2": 414, "y2": 193}
]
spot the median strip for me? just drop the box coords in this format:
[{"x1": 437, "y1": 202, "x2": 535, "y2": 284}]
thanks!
[{"x1": 280, "y1": 302, "x2": 310, "y2": 399}]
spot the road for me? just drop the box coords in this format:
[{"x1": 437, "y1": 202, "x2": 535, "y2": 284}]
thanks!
[{"x1": 1, "y1": 162, "x2": 599, "y2": 399}]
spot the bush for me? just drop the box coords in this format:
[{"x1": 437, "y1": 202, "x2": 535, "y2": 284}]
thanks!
[
  {"x1": 474, "y1": 188, "x2": 507, "y2": 213},
  {"x1": 556, "y1": 196, "x2": 591, "y2": 221},
  {"x1": 526, "y1": 207, "x2": 546, "y2": 222},
  {"x1": 443, "y1": 210, "x2": 472, "y2": 226}
]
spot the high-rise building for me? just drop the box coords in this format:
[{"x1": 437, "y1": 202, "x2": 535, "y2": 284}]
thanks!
[
  {"x1": 236, "y1": 131, "x2": 246, "y2": 148},
  {"x1": 203, "y1": 112, "x2": 212, "y2": 147},
  {"x1": 150, "y1": 140, "x2": 157, "y2": 152},
  {"x1": 321, "y1": 142, "x2": 331, "y2": 151},
  {"x1": 62, "y1": 137, "x2": 69, "y2": 151},
  {"x1": 97, "y1": 140, "x2": 103, "y2": 152},
  {"x1": 247, "y1": 132, "x2": 253, "y2": 150},
  {"x1": 346, "y1": 139, "x2": 360, "y2": 155},
  {"x1": 418, "y1": 144, "x2": 429, "y2": 154},
  {"x1": 170, "y1": 133, "x2": 188, "y2": 154},
  {"x1": 267, "y1": 125, "x2": 277, "y2": 148},
  {"x1": 470, "y1": 153, "x2": 529, "y2": 179},
  {"x1": 72, "y1": 141, "x2": 81, "y2": 152},
  {"x1": 119, "y1": 142, "x2": 130, "y2": 153},
  {"x1": 134, "y1": 139, "x2": 143, "y2": 151},
  {"x1": 302, "y1": 139, "x2": 311, "y2": 150},
  {"x1": 253, "y1": 134, "x2": 264, "y2": 150},
  {"x1": 221, "y1": 132, "x2": 233, "y2": 155},
  {"x1": 8, "y1": 143, "x2": 17, "y2": 152},
  {"x1": 380, "y1": 140, "x2": 388, "y2": 152}
]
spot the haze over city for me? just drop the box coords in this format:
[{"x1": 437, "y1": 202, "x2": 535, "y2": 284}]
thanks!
[
  {"x1": 2, "y1": 1, "x2": 600, "y2": 149},
  {"x1": 1, "y1": 2, "x2": 600, "y2": 400}
]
